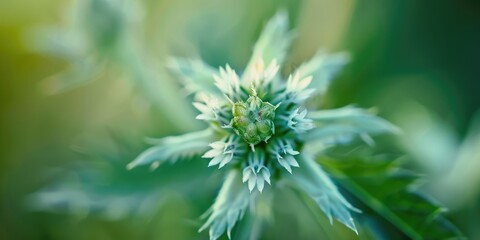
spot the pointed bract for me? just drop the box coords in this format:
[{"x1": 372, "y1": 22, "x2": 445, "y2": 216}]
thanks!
[
  {"x1": 193, "y1": 94, "x2": 222, "y2": 121},
  {"x1": 202, "y1": 136, "x2": 246, "y2": 169},
  {"x1": 288, "y1": 154, "x2": 360, "y2": 233},
  {"x1": 267, "y1": 138, "x2": 300, "y2": 174},
  {"x1": 286, "y1": 108, "x2": 315, "y2": 133},
  {"x1": 242, "y1": 151, "x2": 271, "y2": 193},
  {"x1": 214, "y1": 64, "x2": 242, "y2": 100}
]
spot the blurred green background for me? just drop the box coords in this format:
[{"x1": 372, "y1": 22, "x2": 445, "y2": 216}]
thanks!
[{"x1": 1, "y1": 0, "x2": 479, "y2": 239}]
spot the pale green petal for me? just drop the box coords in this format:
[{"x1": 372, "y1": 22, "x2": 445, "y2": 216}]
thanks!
[
  {"x1": 287, "y1": 154, "x2": 360, "y2": 234},
  {"x1": 243, "y1": 11, "x2": 293, "y2": 79},
  {"x1": 127, "y1": 129, "x2": 214, "y2": 170}
]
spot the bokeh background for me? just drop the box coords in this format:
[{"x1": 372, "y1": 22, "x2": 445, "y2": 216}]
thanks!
[{"x1": 1, "y1": 0, "x2": 479, "y2": 239}]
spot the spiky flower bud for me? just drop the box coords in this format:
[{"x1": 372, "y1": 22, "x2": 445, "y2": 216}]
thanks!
[{"x1": 232, "y1": 95, "x2": 276, "y2": 146}]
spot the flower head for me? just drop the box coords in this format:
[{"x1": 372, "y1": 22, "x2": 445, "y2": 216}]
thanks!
[
  {"x1": 232, "y1": 94, "x2": 277, "y2": 147},
  {"x1": 128, "y1": 11, "x2": 399, "y2": 240}
]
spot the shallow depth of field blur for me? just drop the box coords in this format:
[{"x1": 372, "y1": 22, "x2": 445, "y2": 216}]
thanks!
[{"x1": 1, "y1": 0, "x2": 479, "y2": 239}]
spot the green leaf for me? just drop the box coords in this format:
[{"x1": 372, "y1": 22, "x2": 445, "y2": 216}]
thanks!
[
  {"x1": 41, "y1": 57, "x2": 105, "y2": 94},
  {"x1": 243, "y1": 11, "x2": 293, "y2": 78},
  {"x1": 320, "y1": 154, "x2": 464, "y2": 240},
  {"x1": 28, "y1": 172, "x2": 167, "y2": 220},
  {"x1": 28, "y1": 131, "x2": 215, "y2": 220},
  {"x1": 295, "y1": 51, "x2": 350, "y2": 94},
  {"x1": 168, "y1": 57, "x2": 221, "y2": 96},
  {"x1": 24, "y1": 27, "x2": 84, "y2": 60},
  {"x1": 28, "y1": 164, "x2": 212, "y2": 221},
  {"x1": 305, "y1": 106, "x2": 400, "y2": 147},
  {"x1": 127, "y1": 129, "x2": 214, "y2": 170},
  {"x1": 286, "y1": 154, "x2": 360, "y2": 234},
  {"x1": 199, "y1": 170, "x2": 251, "y2": 240}
]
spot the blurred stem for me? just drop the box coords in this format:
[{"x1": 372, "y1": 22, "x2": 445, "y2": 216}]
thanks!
[{"x1": 249, "y1": 216, "x2": 263, "y2": 240}]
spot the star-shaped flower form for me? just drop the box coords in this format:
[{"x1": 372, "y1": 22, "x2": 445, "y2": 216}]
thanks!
[{"x1": 127, "y1": 11, "x2": 399, "y2": 240}]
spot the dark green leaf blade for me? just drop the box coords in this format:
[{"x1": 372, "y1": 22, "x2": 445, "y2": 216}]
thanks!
[{"x1": 320, "y1": 155, "x2": 464, "y2": 240}]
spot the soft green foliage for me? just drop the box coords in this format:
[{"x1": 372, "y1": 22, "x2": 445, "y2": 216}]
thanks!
[
  {"x1": 243, "y1": 11, "x2": 292, "y2": 78},
  {"x1": 22, "y1": 3, "x2": 466, "y2": 240},
  {"x1": 28, "y1": 0, "x2": 140, "y2": 93},
  {"x1": 29, "y1": 168, "x2": 167, "y2": 220},
  {"x1": 320, "y1": 152, "x2": 464, "y2": 239},
  {"x1": 28, "y1": 134, "x2": 215, "y2": 222},
  {"x1": 27, "y1": 0, "x2": 197, "y2": 130},
  {"x1": 199, "y1": 171, "x2": 251, "y2": 240},
  {"x1": 306, "y1": 106, "x2": 401, "y2": 147},
  {"x1": 287, "y1": 154, "x2": 360, "y2": 233},
  {"x1": 168, "y1": 58, "x2": 220, "y2": 96},
  {"x1": 295, "y1": 51, "x2": 350, "y2": 94},
  {"x1": 126, "y1": 11, "x2": 404, "y2": 239},
  {"x1": 395, "y1": 103, "x2": 480, "y2": 210},
  {"x1": 127, "y1": 129, "x2": 214, "y2": 170},
  {"x1": 83, "y1": 0, "x2": 131, "y2": 54}
]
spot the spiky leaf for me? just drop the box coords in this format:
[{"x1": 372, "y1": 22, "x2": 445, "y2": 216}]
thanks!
[
  {"x1": 305, "y1": 106, "x2": 400, "y2": 147},
  {"x1": 127, "y1": 129, "x2": 214, "y2": 170},
  {"x1": 28, "y1": 132, "x2": 214, "y2": 220},
  {"x1": 295, "y1": 51, "x2": 350, "y2": 94},
  {"x1": 243, "y1": 11, "x2": 293, "y2": 79},
  {"x1": 200, "y1": 170, "x2": 251, "y2": 240},
  {"x1": 320, "y1": 153, "x2": 464, "y2": 239},
  {"x1": 287, "y1": 154, "x2": 359, "y2": 233},
  {"x1": 168, "y1": 58, "x2": 221, "y2": 96}
]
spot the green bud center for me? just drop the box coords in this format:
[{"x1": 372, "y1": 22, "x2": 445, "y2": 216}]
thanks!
[{"x1": 232, "y1": 96, "x2": 276, "y2": 145}]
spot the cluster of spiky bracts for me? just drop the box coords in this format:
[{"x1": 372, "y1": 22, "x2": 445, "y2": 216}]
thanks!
[
  {"x1": 127, "y1": 11, "x2": 398, "y2": 240},
  {"x1": 196, "y1": 60, "x2": 316, "y2": 193}
]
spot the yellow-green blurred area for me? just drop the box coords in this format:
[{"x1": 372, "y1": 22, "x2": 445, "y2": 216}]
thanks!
[{"x1": 1, "y1": 0, "x2": 479, "y2": 239}]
